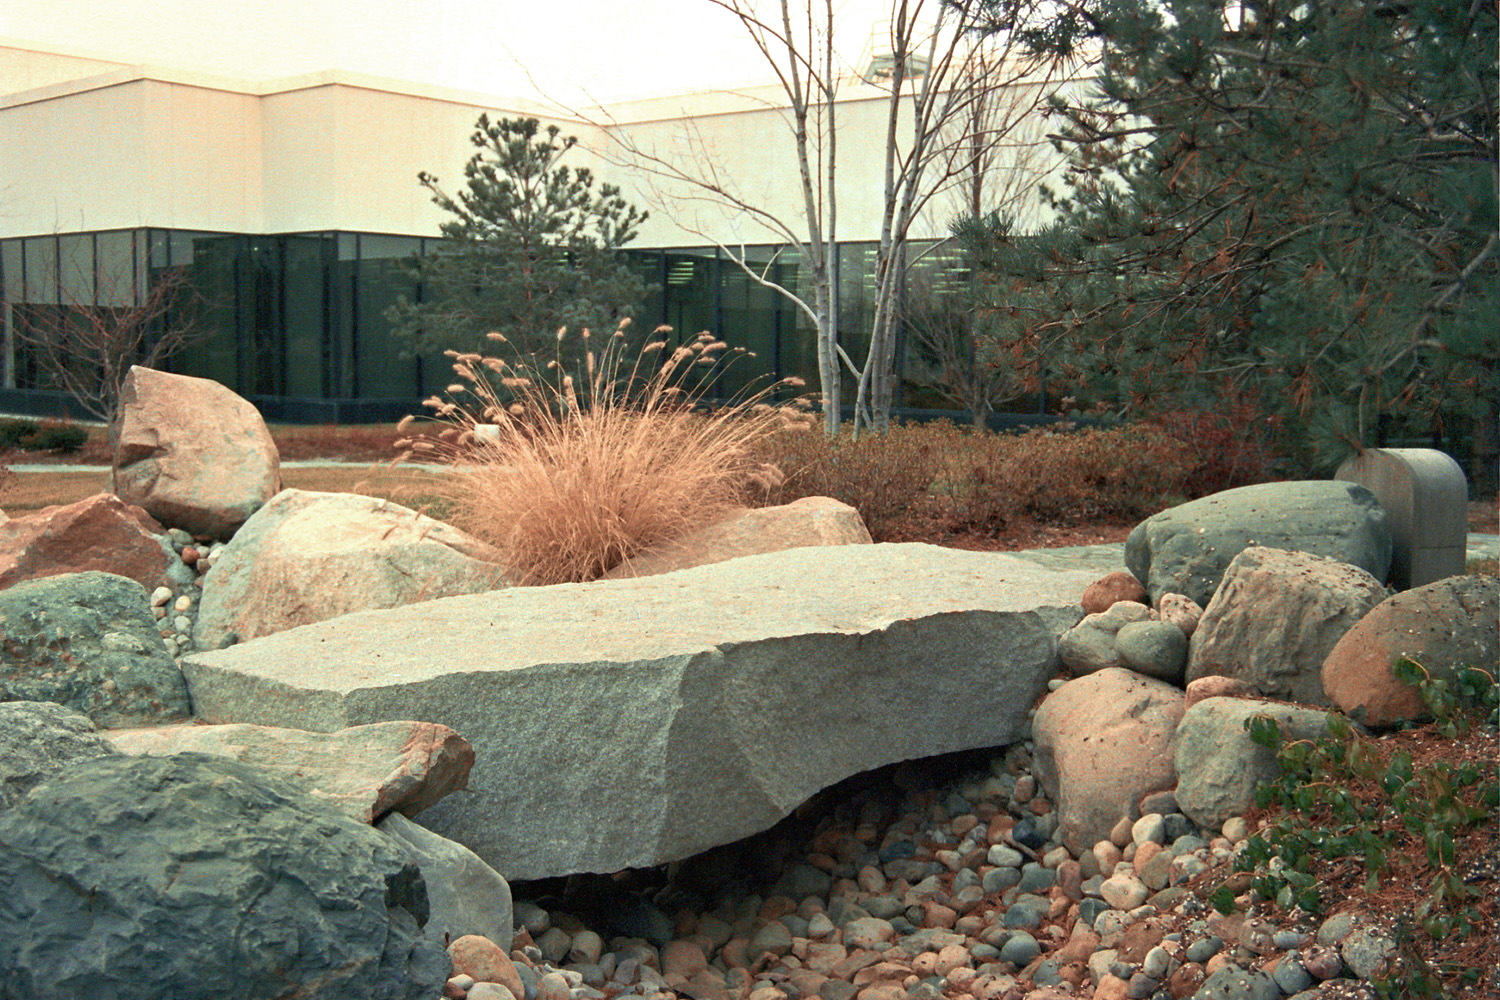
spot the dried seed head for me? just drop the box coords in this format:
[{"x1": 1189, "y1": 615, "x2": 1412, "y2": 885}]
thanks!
[
  {"x1": 446, "y1": 384, "x2": 466, "y2": 394},
  {"x1": 556, "y1": 327, "x2": 567, "y2": 341},
  {"x1": 642, "y1": 341, "x2": 667, "y2": 353},
  {"x1": 486, "y1": 331, "x2": 506, "y2": 342},
  {"x1": 509, "y1": 403, "x2": 524, "y2": 415},
  {"x1": 581, "y1": 328, "x2": 591, "y2": 340},
  {"x1": 483, "y1": 358, "x2": 505, "y2": 372},
  {"x1": 784, "y1": 376, "x2": 807, "y2": 388},
  {"x1": 703, "y1": 341, "x2": 728, "y2": 352},
  {"x1": 618, "y1": 317, "x2": 633, "y2": 329},
  {"x1": 396, "y1": 415, "x2": 416, "y2": 433},
  {"x1": 654, "y1": 324, "x2": 673, "y2": 334}
]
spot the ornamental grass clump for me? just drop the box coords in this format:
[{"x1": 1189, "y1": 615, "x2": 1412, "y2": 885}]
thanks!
[{"x1": 395, "y1": 321, "x2": 811, "y2": 586}]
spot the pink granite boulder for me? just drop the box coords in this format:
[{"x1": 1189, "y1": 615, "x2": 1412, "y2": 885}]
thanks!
[
  {"x1": 193, "y1": 489, "x2": 511, "y2": 649},
  {"x1": 111, "y1": 366, "x2": 281, "y2": 539},
  {"x1": 602, "y1": 496, "x2": 872, "y2": 579},
  {"x1": 1322, "y1": 575, "x2": 1498, "y2": 727},
  {"x1": 0, "y1": 493, "x2": 171, "y2": 592},
  {"x1": 1032, "y1": 667, "x2": 1186, "y2": 856}
]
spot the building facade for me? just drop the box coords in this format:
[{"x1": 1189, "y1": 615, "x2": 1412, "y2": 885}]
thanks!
[{"x1": 0, "y1": 39, "x2": 1055, "y2": 421}]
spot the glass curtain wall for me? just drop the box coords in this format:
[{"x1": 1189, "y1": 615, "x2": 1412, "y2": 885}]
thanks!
[{"x1": 0, "y1": 229, "x2": 978, "y2": 420}]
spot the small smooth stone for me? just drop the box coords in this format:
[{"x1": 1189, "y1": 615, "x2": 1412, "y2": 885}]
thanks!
[
  {"x1": 1012, "y1": 775, "x2": 1035, "y2": 803},
  {"x1": 1273, "y1": 954, "x2": 1313, "y2": 994},
  {"x1": 1078, "y1": 898, "x2": 1109, "y2": 927},
  {"x1": 1302, "y1": 945, "x2": 1343, "y2": 980},
  {"x1": 1273, "y1": 930, "x2": 1310, "y2": 950},
  {"x1": 843, "y1": 917, "x2": 895, "y2": 950},
  {"x1": 150, "y1": 586, "x2": 173, "y2": 607},
  {"x1": 167, "y1": 527, "x2": 192, "y2": 547},
  {"x1": 999, "y1": 932, "x2": 1039, "y2": 966},
  {"x1": 1094, "y1": 841, "x2": 1123, "y2": 871},
  {"x1": 1109, "y1": 816, "x2": 1134, "y2": 848},
  {"x1": 856, "y1": 866, "x2": 886, "y2": 894},
  {"x1": 180, "y1": 546, "x2": 200, "y2": 565},
  {"x1": 1017, "y1": 864, "x2": 1055, "y2": 893},
  {"x1": 1316, "y1": 912, "x2": 1358, "y2": 947},
  {"x1": 162, "y1": 637, "x2": 179, "y2": 658},
  {"x1": 1184, "y1": 936, "x2": 1222, "y2": 963},
  {"x1": 807, "y1": 913, "x2": 835, "y2": 939},
  {"x1": 173, "y1": 594, "x2": 194, "y2": 612},
  {"x1": 569, "y1": 931, "x2": 603, "y2": 966},
  {"x1": 1099, "y1": 873, "x2": 1149, "y2": 911},
  {"x1": 748, "y1": 922, "x2": 792, "y2": 962},
  {"x1": 1041, "y1": 846, "x2": 1071, "y2": 869},
  {"x1": 1141, "y1": 946, "x2": 1171, "y2": 979},
  {"x1": 153, "y1": 606, "x2": 167, "y2": 621},
  {"x1": 987, "y1": 844, "x2": 1023, "y2": 868},
  {"x1": 981, "y1": 866, "x2": 1021, "y2": 895},
  {"x1": 1124, "y1": 972, "x2": 1157, "y2": 999},
  {"x1": 468, "y1": 985, "x2": 517, "y2": 1000},
  {"x1": 1046, "y1": 677, "x2": 1066, "y2": 691},
  {"x1": 1221, "y1": 817, "x2": 1250, "y2": 843},
  {"x1": 537, "y1": 928, "x2": 572, "y2": 964},
  {"x1": 1010, "y1": 819, "x2": 1045, "y2": 850},
  {"x1": 1131, "y1": 814, "x2": 1166, "y2": 847},
  {"x1": 1002, "y1": 895, "x2": 1049, "y2": 929},
  {"x1": 173, "y1": 615, "x2": 192, "y2": 633}
]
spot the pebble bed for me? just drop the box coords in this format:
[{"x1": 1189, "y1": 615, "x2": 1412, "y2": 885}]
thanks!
[
  {"x1": 465, "y1": 724, "x2": 1406, "y2": 1000},
  {"x1": 147, "y1": 527, "x2": 221, "y2": 656}
]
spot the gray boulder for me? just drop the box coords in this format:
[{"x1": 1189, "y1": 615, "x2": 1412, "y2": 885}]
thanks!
[
  {"x1": 378, "y1": 811, "x2": 514, "y2": 952},
  {"x1": 0, "y1": 701, "x2": 118, "y2": 812},
  {"x1": 1124, "y1": 481, "x2": 1392, "y2": 606},
  {"x1": 1174, "y1": 697, "x2": 1348, "y2": 829},
  {"x1": 195, "y1": 489, "x2": 511, "y2": 650},
  {"x1": 1186, "y1": 547, "x2": 1386, "y2": 706},
  {"x1": 1057, "y1": 601, "x2": 1152, "y2": 677},
  {"x1": 0, "y1": 571, "x2": 191, "y2": 727},
  {"x1": 0, "y1": 753, "x2": 450, "y2": 999},
  {"x1": 181, "y1": 543, "x2": 1093, "y2": 879},
  {"x1": 1115, "y1": 620, "x2": 1189, "y2": 684}
]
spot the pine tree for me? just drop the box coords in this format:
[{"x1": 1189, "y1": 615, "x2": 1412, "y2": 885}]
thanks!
[
  {"x1": 388, "y1": 115, "x2": 650, "y2": 364},
  {"x1": 958, "y1": 0, "x2": 1497, "y2": 481}
]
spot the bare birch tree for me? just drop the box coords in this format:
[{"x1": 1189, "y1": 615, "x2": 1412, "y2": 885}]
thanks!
[
  {"x1": 849, "y1": 0, "x2": 1072, "y2": 436},
  {"x1": 579, "y1": 0, "x2": 846, "y2": 433}
]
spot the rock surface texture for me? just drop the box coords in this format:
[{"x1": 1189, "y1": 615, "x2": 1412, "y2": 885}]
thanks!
[
  {"x1": 378, "y1": 811, "x2": 515, "y2": 952},
  {"x1": 181, "y1": 543, "x2": 1094, "y2": 880},
  {"x1": 194, "y1": 489, "x2": 511, "y2": 650},
  {"x1": 1124, "y1": 481, "x2": 1392, "y2": 605},
  {"x1": 1321, "y1": 574, "x2": 1499, "y2": 727},
  {"x1": 0, "y1": 701, "x2": 118, "y2": 811},
  {"x1": 603, "y1": 497, "x2": 873, "y2": 579},
  {"x1": 0, "y1": 753, "x2": 450, "y2": 1000},
  {"x1": 0, "y1": 493, "x2": 172, "y2": 592},
  {"x1": 0, "y1": 571, "x2": 190, "y2": 727},
  {"x1": 110, "y1": 365, "x2": 282, "y2": 539},
  {"x1": 1174, "y1": 696, "x2": 1348, "y2": 829},
  {"x1": 1031, "y1": 667, "x2": 1185, "y2": 855},
  {"x1": 1186, "y1": 547, "x2": 1387, "y2": 706},
  {"x1": 105, "y1": 719, "x2": 475, "y2": 823}
]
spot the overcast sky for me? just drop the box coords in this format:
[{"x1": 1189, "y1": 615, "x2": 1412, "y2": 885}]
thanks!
[{"x1": 2, "y1": 0, "x2": 904, "y2": 103}]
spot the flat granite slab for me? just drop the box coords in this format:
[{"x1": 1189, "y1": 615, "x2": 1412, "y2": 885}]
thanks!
[{"x1": 181, "y1": 542, "x2": 1093, "y2": 880}]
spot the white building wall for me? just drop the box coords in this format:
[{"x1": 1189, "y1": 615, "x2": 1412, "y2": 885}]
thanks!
[{"x1": 2, "y1": 41, "x2": 1063, "y2": 246}]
